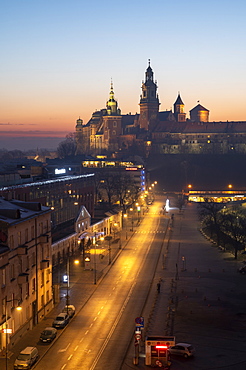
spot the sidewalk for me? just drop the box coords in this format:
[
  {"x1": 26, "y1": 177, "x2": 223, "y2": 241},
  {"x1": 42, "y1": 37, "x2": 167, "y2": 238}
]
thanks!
[{"x1": 0, "y1": 221, "x2": 137, "y2": 369}]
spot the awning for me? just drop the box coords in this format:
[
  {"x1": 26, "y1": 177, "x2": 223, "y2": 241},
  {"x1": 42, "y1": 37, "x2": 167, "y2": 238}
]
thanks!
[{"x1": 78, "y1": 232, "x2": 89, "y2": 239}]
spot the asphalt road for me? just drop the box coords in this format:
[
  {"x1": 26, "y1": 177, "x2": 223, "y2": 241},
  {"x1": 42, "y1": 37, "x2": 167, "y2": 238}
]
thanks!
[{"x1": 30, "y1": 199, "x2": 168, "y2": 370}]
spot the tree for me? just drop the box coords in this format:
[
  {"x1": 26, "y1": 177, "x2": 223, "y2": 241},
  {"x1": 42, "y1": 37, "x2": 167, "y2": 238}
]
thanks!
[
  {"x1": 198, "y1": 199, "x2": 224, "y2": 245},
  {"x1": 99, "y1": 172, "x2": 116, "y2": 204},
  {"x1": 219, "y1": 207, "x2": 246, "y2": 259},
  {"x1": 113, "y1": 174, "x2": 140, "y2": 214},
  {"x1": 57, "y1": 134, "x2": 77, "y2": 158},
  {"x1": 98, "y1": 171, "x2": 141, "y2": 213}
]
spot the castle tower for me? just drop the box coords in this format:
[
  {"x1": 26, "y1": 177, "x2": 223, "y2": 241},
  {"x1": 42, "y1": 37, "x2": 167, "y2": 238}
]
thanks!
[
  {"x1": 106, "y1": 81, "x2": 121, "y2": 115},
  {"x1": 139, "y1": 60, "x2": 160, "y2": 131},
  {"x1": 174, "y1": 93, "x2": 186, "y2": 122},
  {"x1": 190, "y1": 103, "x2": 209, "y2": 122}
]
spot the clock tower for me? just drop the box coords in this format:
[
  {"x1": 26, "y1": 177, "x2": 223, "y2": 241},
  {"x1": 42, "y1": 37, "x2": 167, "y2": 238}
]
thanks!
[{"x1": 139, "y1": 60, "x2": 160, "y2": 131}]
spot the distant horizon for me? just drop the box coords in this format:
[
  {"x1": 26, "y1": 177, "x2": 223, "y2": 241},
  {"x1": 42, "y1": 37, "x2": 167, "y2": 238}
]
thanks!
[{"x1": 0, "y1": 136, "x2": 64, "y2": 151}]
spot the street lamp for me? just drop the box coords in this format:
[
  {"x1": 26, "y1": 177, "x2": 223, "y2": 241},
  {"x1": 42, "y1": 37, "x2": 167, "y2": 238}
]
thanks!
[
  {"x1": 130, "y1": 208, "x2": 133, "y2": 231},
  {"x1": 4, "y1": 299, "x2": 22, "y2": 370},
  {"x1": 63, "y1": 252, "x2": 80, "y2": 313}
]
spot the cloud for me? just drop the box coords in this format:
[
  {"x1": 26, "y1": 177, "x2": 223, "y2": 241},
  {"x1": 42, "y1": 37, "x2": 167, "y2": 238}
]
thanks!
[
  {"x1": 0, "y1": 122, "x2": 37, "y2": 126},
  {"x1": 0, "y1": 130, "x2": 70, "y2": 137}
]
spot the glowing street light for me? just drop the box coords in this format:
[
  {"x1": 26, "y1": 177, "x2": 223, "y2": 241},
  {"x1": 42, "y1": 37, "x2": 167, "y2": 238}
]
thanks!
[{"x1": 4, "y1": 300, "x2": 22, "y2": 370}]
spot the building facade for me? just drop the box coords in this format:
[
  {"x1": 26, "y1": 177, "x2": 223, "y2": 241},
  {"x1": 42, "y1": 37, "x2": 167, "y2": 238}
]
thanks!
[
  {"x1": 0, "y1": 174, "x2": 95, "y2": 228},
  {"x1": 0, "y1": 198, "x2": 52, "y2": 352}
]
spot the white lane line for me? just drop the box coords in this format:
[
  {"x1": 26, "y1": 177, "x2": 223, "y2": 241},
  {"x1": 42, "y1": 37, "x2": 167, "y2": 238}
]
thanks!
[
  {"x1": 61, "y1": 364, "x2": 67, "y2": 370},
  {"x1": 90, "y1": 280, "x2": 137, "y2": 370},
  {"x1": 58, "y1": 343, "x2": 71, "y2": 353},
  {"x1": 93, "y1": 316, "x2": 98, "y2": 321},
  {"x1": 85, "y1": 330, "x2": 89, "y2": 335},
  {"x1": 74, "y1": 346, "x2": 78, "y2": 351},
  {"x1": 68, "y1": 355, "x2": 73, "y2": 360},
  {"x1": 79, "y1": 337, "x2": 84, "y2": 343}
]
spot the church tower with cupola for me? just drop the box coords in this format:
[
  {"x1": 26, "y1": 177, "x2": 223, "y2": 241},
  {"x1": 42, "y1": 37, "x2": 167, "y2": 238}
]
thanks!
[
  {"x1": 139, "y1": 60, "x2": 160, "y2": 131},
  {"x1": 106, "y1": 81, "x2": 121, "y2": 116},
  {"x1": 174, "y1": 93, "x2": 186, "y2": 122},
  {"x1": 103, "y1": 81, "x2": 122, "y2": 152}
]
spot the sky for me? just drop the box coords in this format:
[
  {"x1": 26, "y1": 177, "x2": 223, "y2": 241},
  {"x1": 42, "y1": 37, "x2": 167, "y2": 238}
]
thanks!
[{"x1": 1, "y1": 0, "x2": 246, "y2": 150}]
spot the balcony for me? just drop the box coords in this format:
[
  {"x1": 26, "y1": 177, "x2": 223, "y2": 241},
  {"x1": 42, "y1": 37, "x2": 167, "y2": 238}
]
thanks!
[
  {"x1": 40, "y1": 259, "x2": 49, "y2": 269},
  {"x1": 17, "y1": 245, "x2": 27, "y2": 255},
  {"x1": 17, "y1": 272, "x2": 29, "y2": 284},
  {"x1": 39, "y1": 234, "x2": 49, "y2": 244}
]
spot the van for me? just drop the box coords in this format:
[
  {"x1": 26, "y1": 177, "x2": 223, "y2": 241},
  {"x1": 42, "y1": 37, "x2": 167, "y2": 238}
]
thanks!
[{"x1": 14, "y1": 346, "x2": 39, "y2": 369}]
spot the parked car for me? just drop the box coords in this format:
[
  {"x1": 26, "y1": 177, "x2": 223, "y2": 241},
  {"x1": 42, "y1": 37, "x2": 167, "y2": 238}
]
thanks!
[
  {"x1": 14, "y1": 346, "x2": 39, "y2": 369},
  {"x1": 62, "y1": 304, "x2": 76, "y2": 318},
  {"x1": 168, "y1": 343, "x2": 195, "y2": 358},
  {"x1": 52, "y1": 312, "x2": 69, "y2": 328},
  {"x1": 40, "y1": 327, "x2": 57, "y2": 343},
  {"x1": 238, "y1": 266, "x2": 246, "y2": 274}
]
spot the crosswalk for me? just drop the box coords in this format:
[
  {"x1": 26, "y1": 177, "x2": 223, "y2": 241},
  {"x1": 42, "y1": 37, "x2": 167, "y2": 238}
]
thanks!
[{"x1": 134, "y1": 230, "x2": 166, "y2": 234}]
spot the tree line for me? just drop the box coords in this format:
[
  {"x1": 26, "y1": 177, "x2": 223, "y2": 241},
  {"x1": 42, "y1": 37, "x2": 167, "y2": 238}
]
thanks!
[{"x1": 199, "y1": 200, "x2": 246, "y2": 259}]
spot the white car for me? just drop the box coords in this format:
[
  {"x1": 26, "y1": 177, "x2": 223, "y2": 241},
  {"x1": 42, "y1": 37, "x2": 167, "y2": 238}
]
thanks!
[
  {"x1": 62, "y1": 304, "x2": 75, "y2": 318},
  {"x1": 168, "y1": 343, "x2": 195, "y2": 358}
]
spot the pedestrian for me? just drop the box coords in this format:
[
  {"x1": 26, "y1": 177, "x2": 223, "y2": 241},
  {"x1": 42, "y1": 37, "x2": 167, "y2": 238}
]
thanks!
[{"x1": 157, "y1": 282, "x2": 160, "y2": 293}]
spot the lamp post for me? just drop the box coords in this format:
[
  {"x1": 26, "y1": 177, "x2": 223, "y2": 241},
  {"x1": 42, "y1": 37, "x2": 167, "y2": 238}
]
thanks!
[
  {"x1": 94, "y1": 232, "x2": 97, "y2": 284},
  {"x1": 104, "y1": 236, "x2": 112, "y2": 265},
  {"x1": 64, "y1": 253, "x2": 80, "y2": 310},
  {"x1": 4, "y1": 299, "x2": 22, "y2": 370},
  {"x1": 108, "y1": 238, "x2": 111, "y2": 265},
  {"x1": 129, "y1": 208, "x2": 133, "y2": 231}
]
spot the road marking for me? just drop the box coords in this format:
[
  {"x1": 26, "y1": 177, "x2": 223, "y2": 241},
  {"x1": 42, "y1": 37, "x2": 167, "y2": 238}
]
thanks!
[
  {"x1": 74, "y1": 346, "x2": 78, "y2": 351},
  {"x1": 85, "y1": 330, "x2": 89, "y2": 335},
  {"x1": 68, "y1": 355, "x2": 73, "y2": 360},
  {"x1": 61, "y1": 364, "x2": 67, "y2": 369},
  {"x1": 94, "y1": 316, "x2": 97, "y2": 321},
  {"x1": 90, "y1": 280, "x2": 137, "y2": 370},
  {"x1": 79, "y1": 337, "x2": 84, "y2": 343},
  {"x1": 58, "y1": 343, "x2": 71, "y2": 353},
  {"x1": 90, "y1": 323, "x2": 93, "y2": 328}
]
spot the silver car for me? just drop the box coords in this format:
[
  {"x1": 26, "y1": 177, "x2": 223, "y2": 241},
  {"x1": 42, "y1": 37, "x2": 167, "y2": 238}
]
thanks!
[
  {"x1": 52, "y1": 312, "x2": 69, "y2": 328},
  {"x1": 168, "y1": 343, "x2": 195, "y2": 358}
]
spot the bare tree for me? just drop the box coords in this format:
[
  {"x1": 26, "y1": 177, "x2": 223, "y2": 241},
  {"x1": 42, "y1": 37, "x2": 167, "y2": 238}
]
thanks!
[
  {"x1": 198, "y1": 199, "x2": 224, "y2": 244},
  {"x1": 113, "y1": 174, "x2": 141, "y2": 213},
  {"x1": 219, "y1": 208, "x2": 246, "y2": 259},
  {"x1": 57, "y1": 133, "x2": 77, "y2": 158}
]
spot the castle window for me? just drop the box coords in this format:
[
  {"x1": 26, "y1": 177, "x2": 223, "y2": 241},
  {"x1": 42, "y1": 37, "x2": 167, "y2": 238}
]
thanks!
[
  {"x1": 143, "y1": 91, "x2": 146, "y2": 97},
  {"x1": 112, "y1": 130, "x2": 116, "y2": 135},
  {"x1": 113, "y1": 121, "x2": 117, "y2": 127}
]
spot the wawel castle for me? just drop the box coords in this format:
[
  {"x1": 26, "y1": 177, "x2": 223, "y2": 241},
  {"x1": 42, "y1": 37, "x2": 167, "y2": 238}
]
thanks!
[{"x1": 75, "y1": 61, "x2": 246, "y2": 157}]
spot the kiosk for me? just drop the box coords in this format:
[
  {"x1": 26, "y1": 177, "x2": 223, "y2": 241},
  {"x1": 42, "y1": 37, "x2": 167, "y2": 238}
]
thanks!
[{"x1": 145, "y1": 336, "x2": 175, "y2": 368}]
